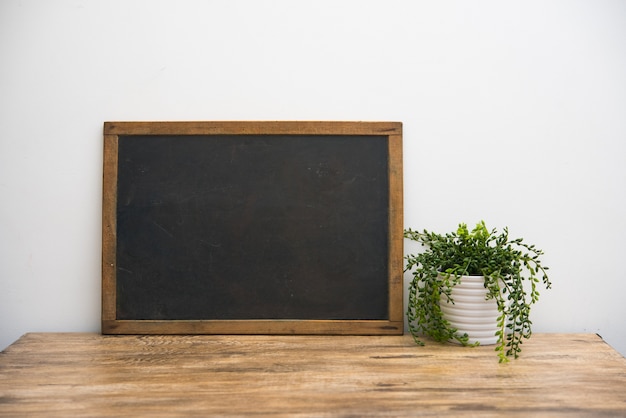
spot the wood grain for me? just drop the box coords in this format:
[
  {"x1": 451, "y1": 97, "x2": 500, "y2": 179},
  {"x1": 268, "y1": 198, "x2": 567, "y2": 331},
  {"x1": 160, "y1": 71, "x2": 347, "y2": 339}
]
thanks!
[
  {"x1": 1, "y1": 333, "x2": 625, "y2": 417},
  {"x1": 101, "y1": 133, "x2": 118, "y2": 322},
  {"x1": 103, "y1": 121, "x2": 402, "y2": 136},
  {"x1": 387, "y1": 130, "x2": 404, "y2": 323}
]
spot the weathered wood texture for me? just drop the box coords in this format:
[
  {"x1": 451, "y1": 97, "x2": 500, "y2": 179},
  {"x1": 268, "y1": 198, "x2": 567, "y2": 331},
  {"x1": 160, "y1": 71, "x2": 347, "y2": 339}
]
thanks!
[{"x1": 1, "y1": 333, "x2": 625, "y2": 417}]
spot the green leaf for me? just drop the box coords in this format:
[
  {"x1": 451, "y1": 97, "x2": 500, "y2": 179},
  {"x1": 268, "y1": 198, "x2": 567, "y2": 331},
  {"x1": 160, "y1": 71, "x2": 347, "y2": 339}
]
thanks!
[{"x1": 404, "y1": 221, "x2": 551, "y2": 361}]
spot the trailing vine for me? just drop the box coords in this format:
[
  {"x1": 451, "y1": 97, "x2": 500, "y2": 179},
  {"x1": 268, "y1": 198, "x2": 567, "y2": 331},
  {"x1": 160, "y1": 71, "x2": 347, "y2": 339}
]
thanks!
[{"x1": 404, "y1": 221, "x2": 551, "y2": 362}]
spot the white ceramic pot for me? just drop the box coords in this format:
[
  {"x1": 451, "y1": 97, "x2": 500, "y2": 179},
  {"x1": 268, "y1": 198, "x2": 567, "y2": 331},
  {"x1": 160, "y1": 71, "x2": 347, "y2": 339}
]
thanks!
[{"x1": 439, "y1": 275, "x2": 499, "y2": 345}]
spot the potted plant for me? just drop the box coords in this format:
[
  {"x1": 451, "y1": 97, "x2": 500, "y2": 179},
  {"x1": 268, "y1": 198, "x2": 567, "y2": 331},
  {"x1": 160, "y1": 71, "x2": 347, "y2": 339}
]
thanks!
[{"x1": 404, "y1": 221, "x2": 551, "y2": 362}]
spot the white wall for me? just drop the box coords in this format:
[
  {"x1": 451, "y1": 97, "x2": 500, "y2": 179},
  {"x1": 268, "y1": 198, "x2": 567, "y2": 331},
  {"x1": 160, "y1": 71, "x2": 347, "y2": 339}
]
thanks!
[{"x1": 1, "y1": 0, "x2": 625, "y2": 356}]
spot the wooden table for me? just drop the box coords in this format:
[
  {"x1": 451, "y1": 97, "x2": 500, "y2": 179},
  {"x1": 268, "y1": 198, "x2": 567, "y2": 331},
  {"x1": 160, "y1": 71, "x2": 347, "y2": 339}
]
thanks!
[{"x1": 1, "y1": 333, "x2": 625, "y2": 417}]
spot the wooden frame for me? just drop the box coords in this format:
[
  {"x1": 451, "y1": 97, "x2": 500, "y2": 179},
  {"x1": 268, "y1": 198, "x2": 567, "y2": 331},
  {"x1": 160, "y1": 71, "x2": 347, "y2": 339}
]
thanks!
[{"x1": 102, "y1": 121, "x2": 403, "y2": 335}]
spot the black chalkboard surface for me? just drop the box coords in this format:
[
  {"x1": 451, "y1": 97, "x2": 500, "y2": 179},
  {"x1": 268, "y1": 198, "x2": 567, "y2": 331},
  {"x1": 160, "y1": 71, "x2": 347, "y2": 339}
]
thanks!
[{"x1": 103, "y1": 122, "x2": 403, "y2": 335}]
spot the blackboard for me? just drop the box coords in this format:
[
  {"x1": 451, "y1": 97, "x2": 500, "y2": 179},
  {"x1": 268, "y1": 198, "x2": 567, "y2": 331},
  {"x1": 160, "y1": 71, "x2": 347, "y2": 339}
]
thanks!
[{"x1": 102, "y1": 121, "x2": 403, "y2": 335}]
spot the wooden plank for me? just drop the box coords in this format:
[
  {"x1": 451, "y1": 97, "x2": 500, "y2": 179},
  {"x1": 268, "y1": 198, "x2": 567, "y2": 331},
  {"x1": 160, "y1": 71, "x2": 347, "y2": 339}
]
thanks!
[
  {"x1": 103, "y1": 121, "x2": 402, "y2": 136},
  {"x1": 1, "y1": 333, "x2": 625, "y2": 417},
  {"x1": 387, "y1": 130, "x2": 404, "y2": 322},
  {"x1": 101, "y1": 134, "x2": 118, "y2": 322},
  {"x1": 102, "y1": 319, "x2": 403, "y2": 335}
]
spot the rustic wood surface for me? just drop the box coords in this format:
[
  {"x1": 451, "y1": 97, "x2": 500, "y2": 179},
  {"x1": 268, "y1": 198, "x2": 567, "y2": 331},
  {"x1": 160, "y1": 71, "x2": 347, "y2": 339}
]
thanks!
[{"x1": 1, "y1": 333, "x2": 625, "y2": 417}]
